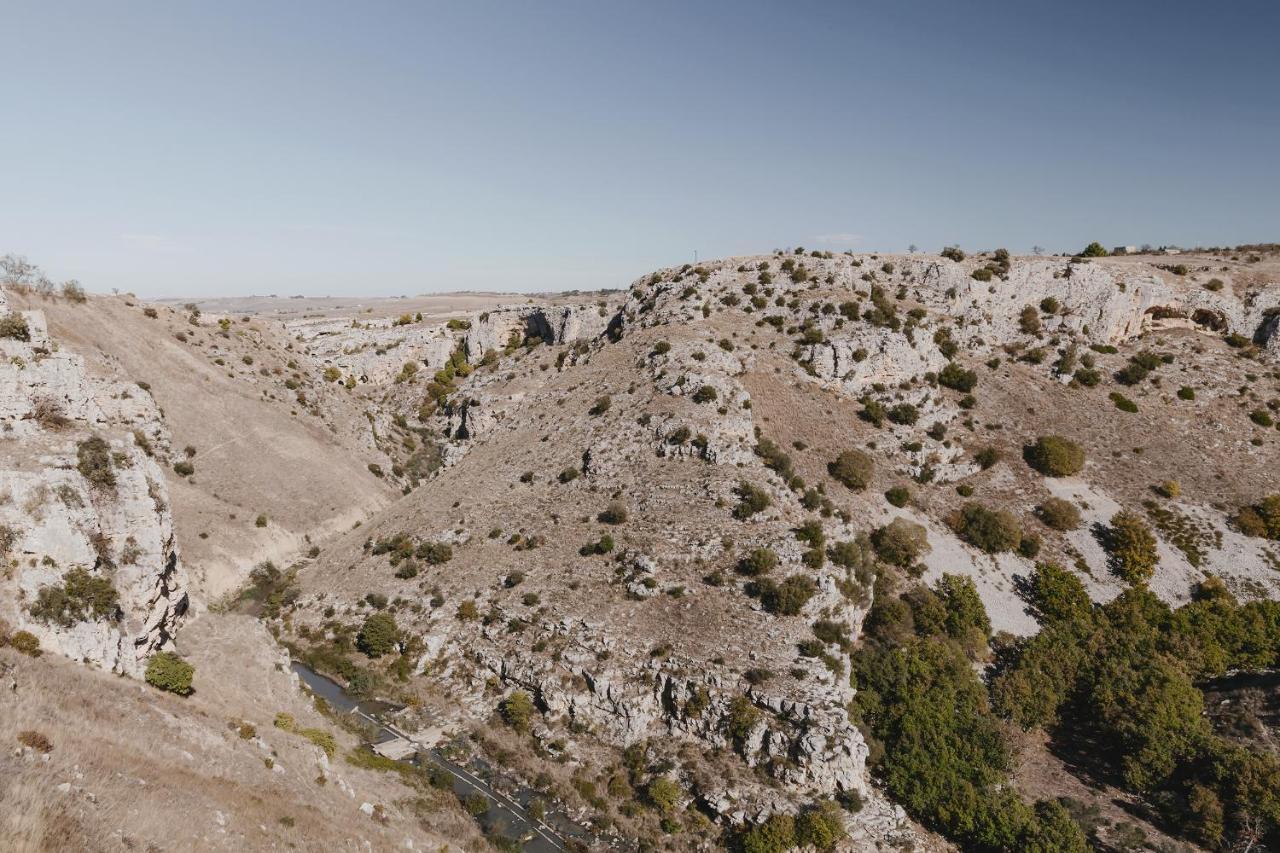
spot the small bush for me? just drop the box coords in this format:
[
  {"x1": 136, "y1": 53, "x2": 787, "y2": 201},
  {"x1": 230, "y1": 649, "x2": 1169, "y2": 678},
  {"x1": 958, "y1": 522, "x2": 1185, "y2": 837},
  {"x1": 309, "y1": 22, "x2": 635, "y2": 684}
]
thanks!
[
  {"x1": 1024, "y1": 435, "x2": 1084, "y2": 477},
  {"x1": 598, "y1": 500, "x2": 628, "y2": 524},
  {"x1": 738, "y1": 547, "x2": 778, "y2": 576},
  {"x1": 757, "y1": 575, "x2": 818, "y2": 616},
  {"x1": 9, "y1": 630, "x2": 40, "y2": 656},
  {"x1": 0, "y1": 313, "x2": 31, "y2": 341},
  {"x1": 173, "y1": 460, "x2": 195, "y2": 477},
  {"x1": 1110, "y1": 392, "x2": 1138, "y2": 413},
  {"x1": 938, "y1": 362, "x2": 977, "y2": 392},
  {"x1": 76, "y1": 436, "x2": 116, "y2": 489},
  {"x1": 691, "y1": 385, "x2": 719, "y2": 405},
  {"x1": 871, "y1": 518, "x2": 930, "y2": 568},
  {"x1": 356, "y1": 613, "x2": 400, "y2": 658},
  {"x1": 145, "y1": 652, "x2": 195, "y2": 696},
  {"x1": 733, "y1": 481, "x2": 771, "y2": 519},
  {"x1": 1037, "y1": 497, "x2": 1081, "y2": 531},
  {"x1": 588, "y1": 395, "x2": 611, "y2": 416},
  {"x1": 499, "y1": 690, "x2": 535, "y2": 732},
  {"x1": 1106, "y1": 511, "x2": 1158, "y2": 584},
  {"x1": 255, "y1": 514, "x2": 268, "y2": 528},
  {"x1": 828, "y1": 450, "x2": 873, "y2": 491},
  {"x1": 884, "y1": 486, "x2": 910, "y2": 507},
  {"x1": 951, "y1": 502, "x2": 1021, "y2": 553}
]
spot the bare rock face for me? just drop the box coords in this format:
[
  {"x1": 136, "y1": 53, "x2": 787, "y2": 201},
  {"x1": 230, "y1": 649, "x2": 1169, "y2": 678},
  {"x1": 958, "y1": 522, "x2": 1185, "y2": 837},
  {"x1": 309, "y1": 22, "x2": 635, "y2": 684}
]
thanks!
[
  {"x1": 289, "y1": 315, "x2": 461, "y2": 384},
  {"x1": 464, "y1": 304, "x2": 610, "y2": 364},
  {"x1": 0, "y1": 290, "x2": 189, "y2": 677}
]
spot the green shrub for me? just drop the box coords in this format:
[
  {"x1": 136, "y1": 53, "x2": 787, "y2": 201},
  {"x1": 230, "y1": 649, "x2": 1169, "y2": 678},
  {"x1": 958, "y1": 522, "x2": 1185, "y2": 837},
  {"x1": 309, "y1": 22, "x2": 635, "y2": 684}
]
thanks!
[
  {"x1": 1110, "y1": 392, "x2": 1138, "y2": 413},
  {"x1": 1078, "y1": 241, "x2": 1108, "y2": 257},
  {"x1": 8, "y1": 630, "x2": 40, "y2": 656},
  {"x1": 415, "y1": 541, "x2": 452, "y2": 564},
  {"x1": 76, "y1": 436, "x2": 116, "y2": 489},
  {"x1": 646, "y1": 777, "x2": 682, "y2": 814},
  {"x1": 173, "y1": 460, "x2": 195, "y2": 477},
  {"x1": 884, "y1": 486, "x2": 910, "y2": 507},
  {"x1": 558, "y1": 467, "x2": 580, "y2": 483},
  {"x1": 733, "y1": 481, "x2": 771, "y2": 519},
  {"x1": 1024, "y1": 435, "x2": 1084, "y2": 477},
  {"x1": 796, "y1": 801, "x2": 847, "y2": 850},
  {"x1": 691, "y1": 385, "x2": 718, "y2": 404},
  {"x1": 588, "y1": 395, "x2": 611, "y2": 416},
  {"x1": 298, "y1": 728, "x2": 336, "y2": 758},
  {"x1": 1177, "y1": 386, "x2": 1196, "y2": 400},
  {"x1": 738, "y1": 547, "x2": 778, "y2": 576},
  {"x1": 1107, "y1": 511, "x2": 1158, "y2": 584},
  {"x1": 0, "y1": 313, "x2": 31, "y2": 340},
  {"x1": 971, "y1": 267, "x2": 993, "y2": 282},
  {"x1": 29, "y1": 567, "x2": 119, "y2": 626},
  {"x1": 757, "y1": 575, "x2": 817, "y2": 615},
  {"x1": 938, "y1": 362, "x2": 977, "y2": 392},
  {"x1": 828, "y1": 450, "x2": 873, "y2": 491},
  {"x1": 1019, "y1": 305, "x2": 1042, "y2": 335},
  {"x1": 499, "y1": 690, "x2": 535, "y2": 732},
  {"x1": 871, "y1": 518, "x2": 930, "y2": 568},
  {"x1": 145, "y1": 652, "x2": 195, "y2": 696},
  {"x1": 951, "y1": 503, "x2": 1021, "y2": 553},
  {"x1": 254, "y1": 514, "x2": 268, "y2": 528},
  {"x1": 597, "y1": 500, "x2": 628, "y2": 524},
  {"x1": 1036, "y1": 497, "x2": 1081, "y2": 531},
  {"x1": 356, "y1": 612, "x2": 400, "y2": 658}
]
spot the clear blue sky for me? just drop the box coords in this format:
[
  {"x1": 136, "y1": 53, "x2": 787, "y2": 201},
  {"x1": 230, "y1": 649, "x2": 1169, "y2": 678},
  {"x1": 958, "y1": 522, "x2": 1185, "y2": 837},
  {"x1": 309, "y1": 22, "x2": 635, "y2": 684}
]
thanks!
[{"x1": 4, "y1": 1, "x2": 1278, "y2": 297}]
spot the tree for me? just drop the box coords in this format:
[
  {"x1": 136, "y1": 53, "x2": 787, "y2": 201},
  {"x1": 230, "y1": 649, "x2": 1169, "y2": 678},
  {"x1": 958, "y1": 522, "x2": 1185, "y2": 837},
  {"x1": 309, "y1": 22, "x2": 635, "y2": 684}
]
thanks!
[
  {"x1": 1032, "y1": 245, "x2": 1046, "y2": 256},
  {"x1": 145, "y1": 652, "x2": 195, "y2": 696},
  {"x1": 1107, "y1": 511, "x2": 1158, "y2": 584},
  {"x1": 740, "y1": 813, "x2": 797, "y2": 853},
  {"x1": 356, "y1": 612, "x2": 400, "y2": 657},
  {"x1": 796, "y1": 800, "x2": 847, "y2": 849},
  {"x1": 1079, "y1": 242, "x2": 1109, "y2": 257},
  {"x1": 952, "y1": 502, "x2": 1022, "y2": 553}
]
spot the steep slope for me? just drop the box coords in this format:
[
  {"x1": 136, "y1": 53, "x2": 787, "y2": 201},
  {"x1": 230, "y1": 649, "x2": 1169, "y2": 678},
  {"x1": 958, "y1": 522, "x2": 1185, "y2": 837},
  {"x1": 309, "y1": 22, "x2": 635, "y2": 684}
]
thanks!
[
  {"x1": 281, "y1": 246, "x2": 1279, "y2": 848},
  {"x1": 10, "y1": 290, "x2": 396, "y2": 597},
  {"x1": 0, "y1": 292, "x2": 187, "y2": 675}
]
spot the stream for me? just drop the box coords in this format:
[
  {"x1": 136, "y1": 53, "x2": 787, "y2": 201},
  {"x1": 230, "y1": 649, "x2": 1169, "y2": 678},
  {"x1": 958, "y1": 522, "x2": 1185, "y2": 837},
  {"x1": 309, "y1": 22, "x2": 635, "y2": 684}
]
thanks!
[{"x1": 291, "y1": 662, "x2": 596, "y2": 852}]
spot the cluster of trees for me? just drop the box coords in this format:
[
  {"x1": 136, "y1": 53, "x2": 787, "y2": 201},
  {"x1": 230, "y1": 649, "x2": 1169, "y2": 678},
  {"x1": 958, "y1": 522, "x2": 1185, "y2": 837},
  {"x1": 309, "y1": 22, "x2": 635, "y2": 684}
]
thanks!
[
  {"x1": 853, "y1": 573, "x2": 1089, "y2": 851},
  {"x1": 992, "y1": 565, "x2": 1280, "y2": 848}
]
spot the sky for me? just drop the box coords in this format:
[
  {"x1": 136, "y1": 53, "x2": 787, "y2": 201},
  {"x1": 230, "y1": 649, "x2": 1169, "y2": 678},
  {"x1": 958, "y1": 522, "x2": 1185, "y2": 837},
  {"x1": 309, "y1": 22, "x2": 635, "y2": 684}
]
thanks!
[{"x1": 3, "y1": 1, "x2": 1278, "y2": 298}]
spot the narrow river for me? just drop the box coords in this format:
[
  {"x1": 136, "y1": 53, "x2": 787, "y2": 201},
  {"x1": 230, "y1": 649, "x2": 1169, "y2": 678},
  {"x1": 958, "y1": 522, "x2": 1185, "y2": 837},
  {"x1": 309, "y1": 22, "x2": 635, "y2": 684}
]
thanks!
[{"x1": 291, "y1": 662, "x2": 596, "y2": 852}]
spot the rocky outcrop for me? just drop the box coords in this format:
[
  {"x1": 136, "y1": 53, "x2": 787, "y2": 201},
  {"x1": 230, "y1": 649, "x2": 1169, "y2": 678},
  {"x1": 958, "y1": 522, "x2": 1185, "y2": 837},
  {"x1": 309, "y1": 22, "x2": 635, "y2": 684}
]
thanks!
[
  {"x1": 464, "y1": 304, "x2": 610, "y2": 364},
  {"x1": 289, "y1": 315, "x2": 460, "y2": 384},
  {"x1": 0, "y1": 290, "x2": 189, "y2": 676}
]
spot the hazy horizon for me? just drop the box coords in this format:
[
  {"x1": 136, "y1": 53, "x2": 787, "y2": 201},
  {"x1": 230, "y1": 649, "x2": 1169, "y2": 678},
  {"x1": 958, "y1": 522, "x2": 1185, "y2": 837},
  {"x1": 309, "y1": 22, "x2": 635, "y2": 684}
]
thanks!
[{"x1": 5, "y1": 0, "x2": 1279, "y2": 298}]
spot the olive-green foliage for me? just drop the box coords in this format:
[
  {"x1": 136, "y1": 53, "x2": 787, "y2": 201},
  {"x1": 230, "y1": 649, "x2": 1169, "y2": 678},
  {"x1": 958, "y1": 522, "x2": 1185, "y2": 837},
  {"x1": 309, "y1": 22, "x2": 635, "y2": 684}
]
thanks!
[
  {"x1": 854, "y1": 575, "x2": 1083, "y2": 851},
  {"x1": 0, "y1": 313, "x2": 31, "y2": 341},
  {"x1": 1036, "y1": 497, "x2": 1081, "y2": 531},
  {"x1": 76, "y1": 435, "x2": 116, "y2": 489},
  {"x1": 870, "y1": 517, "x2": 930, "y2": 568},
  {"x1": 950, "y1": 503, "x2": 1021, "y2": 553},
  {"x1": 8, "y1": 630, "x2": 41, "y2": 656},
  {"x1": 1235, "y1": 494, "x2": 1280, "y2": 539},
  {"x1": 727, "y1": 695, "x2": 761, "y2": 747},
  {"x1": 1024, "y1": 435, "x2": 1084, "y2": 477},
  {"x1": 795, "y1": 801, "x2": 848, "y2": 850},
  {"x1": 145, "y1": 652, "x2": 195, "y2": 696},
  {"x1": 828, "y1": 449, "x2": 873, "y2": 491},
  {"x1": 356, "y1": 612, "x2": 400, "y2": 658},
  {"x1": 739, "y1": 813, "x2": 796, "y2": 853},
  {"x1": 597, "y1": 500, "x2": 628, "y2": 524},
  {"x1": 733, "y1": 481, "x2": 771, "y2": 519},
  {"x1": 645, "y1": 776, "x2": 681, "y2": 814},
  {"x1": 754, "y1": 574, "x2": 817, "y2": 615},
  {"x1": 938, "y1": 361, "x2": 978, "y2": 392},
  {"x1": 991, "y1": 572, "x2": 1280, "y2": 847},
  {"x1": 737, "y1": 547, "x2": 777, "y2": 576},
  {"x1": 1079, "y1": 241, "x2": 1108, "y2": 257},
  {"x1": 1106, "y1": 511, "x2": 1158, "y2": 584},
  {"x1": 499, "y1": 690, "x2": 535, "y2": 732},
  {"x1": 884, "y1": 485, "x2": 910, "y2": 507},
  {"x1": 29, "y1": 567, "x2": 119, "y2": 626}
]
